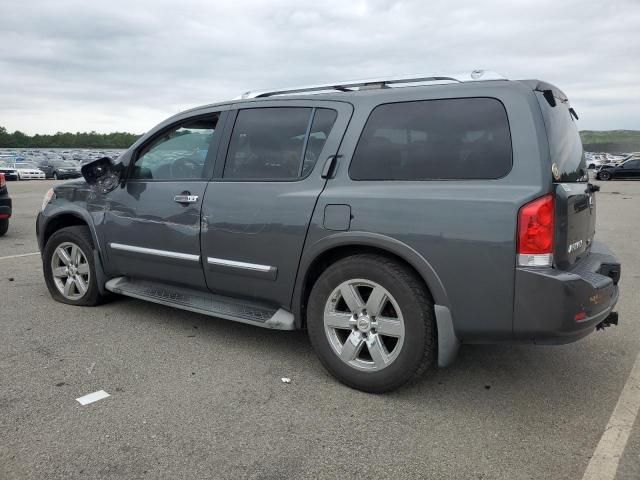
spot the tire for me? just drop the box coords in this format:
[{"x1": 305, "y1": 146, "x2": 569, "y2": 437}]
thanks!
[
  {"x1": 307, "y1": 254, "x2": 436, "y2": 393},
  {"x1": 599, "y1": 170, "x2": 612, "y2": 181},
  {"x1": 0, "y1": 218, "x2": 8, "y2": 236},
  {"x1": 42, "y1": 226, "x2": 105, "y2": 306},
  {"x1": 53, "y1": 172, "x2": 58, "y2": 180}
]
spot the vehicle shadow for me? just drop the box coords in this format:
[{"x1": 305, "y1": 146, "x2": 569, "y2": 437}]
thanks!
[{"x1": 103, "y1": 294, "x2": 613, "y2": 405}]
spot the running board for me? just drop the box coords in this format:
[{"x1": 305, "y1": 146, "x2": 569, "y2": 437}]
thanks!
[{"x1": 104, "y1": 277, "x2": 295, "y2": 330}]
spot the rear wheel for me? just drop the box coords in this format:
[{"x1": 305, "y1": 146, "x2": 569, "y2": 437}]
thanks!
[
  {"x1": 43, "y1": 226, "x2": 105, "y2": 306},
  {"x1": 599, "y1": 170, "x2": 612, "y2": 181},
  {"x1": 0, "y1": 218, "x2": 8, "y2": 236},
  {"x1": 307, "y1": 254, "x2": 435, "y2": 393}
]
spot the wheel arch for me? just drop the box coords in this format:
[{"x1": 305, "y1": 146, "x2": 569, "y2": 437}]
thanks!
[
  {"x1": 40, "y1": 209, "x2": 109, "y2": 295},
  {"x1": 292, "y1": 232, "x2": 450, "y2": 329},
  {"x1": 42, "y1": 211, "x2": 95, "y2": 249}
]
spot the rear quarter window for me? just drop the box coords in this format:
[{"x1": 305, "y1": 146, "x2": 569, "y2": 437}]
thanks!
[{"x1": 349, "y1": 97, "x2": 512, "y2": 181}]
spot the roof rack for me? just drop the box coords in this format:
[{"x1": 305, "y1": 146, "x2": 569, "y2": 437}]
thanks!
[{"x1": 239, "y1": 70, "x2": 506, "y2": 99}]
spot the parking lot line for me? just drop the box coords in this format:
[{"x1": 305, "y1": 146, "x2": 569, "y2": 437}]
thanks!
[
  {"x1": 0, "y1": 252, "x2": 39, "y2": 261},
  {"x1": 582, "y1": 350, "x2": 640, "y2": 480}
]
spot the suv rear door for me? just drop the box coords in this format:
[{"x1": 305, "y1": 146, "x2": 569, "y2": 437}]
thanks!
[{"x1": 200, "y1": 100, "x2": 352, "y2": 307}]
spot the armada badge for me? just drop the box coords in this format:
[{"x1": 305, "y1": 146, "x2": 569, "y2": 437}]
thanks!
[{"x1": 568, "y1": 239, "x2": 584, "y2": 254}]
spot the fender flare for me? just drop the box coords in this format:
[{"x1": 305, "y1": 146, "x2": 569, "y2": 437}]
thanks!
[{"x1": 292, "y1": 231, "x2": 451, "y2": 319}]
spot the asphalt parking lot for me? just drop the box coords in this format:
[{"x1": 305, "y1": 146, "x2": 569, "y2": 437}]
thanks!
[{"x1": 1, "y1": 178, "x2": 639, "y2": 479}]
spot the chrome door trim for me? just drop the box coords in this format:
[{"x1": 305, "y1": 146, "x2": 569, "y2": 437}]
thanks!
[
  {"x1": 207, "y1": 256, "x2": 275, "y2": 273},
  {"x1": 174, "y1": 194, "x2": 199, "y2": 203},
  {"x1": 110, "y1": 243, "x2": 200, "y2": 261}
]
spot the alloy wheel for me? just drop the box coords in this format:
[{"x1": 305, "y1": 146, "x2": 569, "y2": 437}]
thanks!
[
  {"x1": 50, "y1": 241, "x2": 90, "y2": 300},
  {"x1": 323, "y1": 279, "x2": 405, "y2": 372}
]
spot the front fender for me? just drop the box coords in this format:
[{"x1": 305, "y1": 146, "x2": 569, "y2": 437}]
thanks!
[{"x1": 38, "y1": 204, "x2": 109, "y2": 294}]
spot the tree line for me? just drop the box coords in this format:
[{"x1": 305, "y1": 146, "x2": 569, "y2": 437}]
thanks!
[{"x1": 0, "y1": 126, "x2": 141, "y2": 149}]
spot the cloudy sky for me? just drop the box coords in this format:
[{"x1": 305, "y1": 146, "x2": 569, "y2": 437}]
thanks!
[{"x1": 1, "y1": 0, "x2": 638, "y2": 135}]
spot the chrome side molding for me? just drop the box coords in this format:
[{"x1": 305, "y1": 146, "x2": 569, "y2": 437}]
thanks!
[
  {"x1": 109, "y1": 243, "x2": 200, "y2": 262},
  {"x1": 206, "y1": 256, "x2": 275, "y2": 273}
]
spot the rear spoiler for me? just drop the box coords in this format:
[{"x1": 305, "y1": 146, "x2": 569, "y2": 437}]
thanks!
[{"x1": 520, "y1": 79, "x2": 579, "y2": 119}]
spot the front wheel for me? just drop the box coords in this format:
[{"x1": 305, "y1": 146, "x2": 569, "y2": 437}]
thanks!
[
  {"x1": 0, "y1": 218, "x2": 8, "y2": 236},
  {"x1": 599, "y1": 170, "x2": 612, "y2": 181},
  {"x1": 53, "y1": 172, "x2": 58, "y2": 180},
  {"x1": 307, "y1": 254, "x2": 436, "y2": 393},
  {"x1": 42, "y1": 226, "x2": 105, "y2": 306}
]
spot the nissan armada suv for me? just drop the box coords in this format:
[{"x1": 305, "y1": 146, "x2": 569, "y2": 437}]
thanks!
[{"x1": 36, "y1": 71, "x2": 621, "y2": 392}]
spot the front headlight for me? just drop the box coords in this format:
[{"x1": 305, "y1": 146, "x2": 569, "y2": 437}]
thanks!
[{"x1": 41, "y1": 188, "x2": 56, "y2": 211}]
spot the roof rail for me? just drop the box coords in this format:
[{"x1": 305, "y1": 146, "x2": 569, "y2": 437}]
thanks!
[{"x1": 238, "y1": 70, "x2": 506, "y2": 99}]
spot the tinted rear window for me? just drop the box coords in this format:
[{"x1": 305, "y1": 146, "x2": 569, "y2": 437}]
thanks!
[
  {"x1": 349, "y1": 98, "x2": 512, "y2": 180},
  {"x1": 535, "y1": 92, "x2": 587, "y2": 182}
]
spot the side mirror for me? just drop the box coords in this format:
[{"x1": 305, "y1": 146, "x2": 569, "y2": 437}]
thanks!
[{"x1": 81, "y1": 157, "x2": 123, "y2": 193}]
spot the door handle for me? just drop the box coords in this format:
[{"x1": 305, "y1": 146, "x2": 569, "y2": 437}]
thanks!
[
  {"x1": 321, "y1": 154, "x2": 342, "y2": 179},
  {"x1": 174, "y1": 194, "x2": 199, "y2": 204}
]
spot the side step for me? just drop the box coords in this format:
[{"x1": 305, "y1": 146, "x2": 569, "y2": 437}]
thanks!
[{"x1": 104, "y1": 277, "x2": 295, "y2": 330}]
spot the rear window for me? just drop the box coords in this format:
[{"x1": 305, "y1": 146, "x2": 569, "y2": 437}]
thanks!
[
  {"x1": 535, "y1": 92, "x2": 587, "y2": 182},
  {"x1": 349, "y1": 98, "x2": 512, "y2": 181}
]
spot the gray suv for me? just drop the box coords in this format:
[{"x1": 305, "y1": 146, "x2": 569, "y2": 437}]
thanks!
[{"x1": 36, "y1": 71, "x2": 621, "y2": 392}]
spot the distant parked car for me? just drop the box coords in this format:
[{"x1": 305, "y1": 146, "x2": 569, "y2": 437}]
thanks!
[
  {"x1": 36, "y1": 160, "x2": 82, "y2": 179},
  {"x1": 0, "y1": 173, "x2": 11, "y2": 236},
  {"x1": 0, "y1": 161, "x2": 19, "y2": 181},
  {"x1": 13, "y1": 162, "x2": 46, "y2": 180},
  {"x1": 596, "y1": 159, "x2": 640, "y2": 180}
]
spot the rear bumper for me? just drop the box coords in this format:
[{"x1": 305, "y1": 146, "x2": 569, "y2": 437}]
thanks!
[
  {"x1": 19, "y1": 173, "x2": 46, "y2": 179},
  {"x1": 513, "y1": 241, "x2": 620, "y2": 344}
]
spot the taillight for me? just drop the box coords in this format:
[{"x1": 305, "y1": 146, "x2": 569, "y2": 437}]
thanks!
[
  {"x1": 0, "y1": 173, "x2": 5, "y2": 188},
  {"x1": 517, "y1": 194, "x2": 555, "y2": 267}
]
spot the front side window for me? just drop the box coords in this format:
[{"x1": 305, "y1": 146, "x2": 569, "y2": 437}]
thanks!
[
  {"x1": 223, "y1": 107, "x2": 336, "y2": 180},
  {"x1": 349, "y1": 98, "x2": 512, "y2": 181},
  {"x1": 132, "y1": 115, "x2": 218, "y2": 180}
]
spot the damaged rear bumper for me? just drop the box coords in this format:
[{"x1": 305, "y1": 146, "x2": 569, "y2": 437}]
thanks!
[{"x1": 513, "y1": 241, "x2": 620, "y2": 344}]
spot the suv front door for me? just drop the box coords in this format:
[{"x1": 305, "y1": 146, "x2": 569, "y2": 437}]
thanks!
[
  {"x1": 200, "y1": 101, "x2": 352, "y2": 307},
  {"x1": 102, "y1": 111, "x2": 227, "y2": 290}
]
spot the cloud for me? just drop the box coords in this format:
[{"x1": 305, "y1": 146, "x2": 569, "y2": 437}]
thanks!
[{"x1": 0, "y1": 0, "x2": 638, "y2": 134}]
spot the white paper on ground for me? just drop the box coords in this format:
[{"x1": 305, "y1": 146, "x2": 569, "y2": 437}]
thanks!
[{"x1": 76, "y1": 390, "x2": 110, "y2": 405}]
